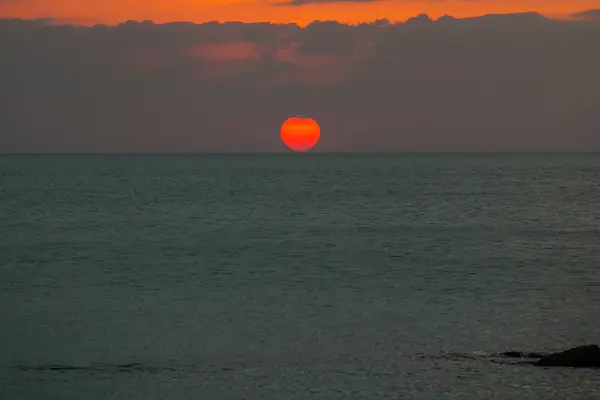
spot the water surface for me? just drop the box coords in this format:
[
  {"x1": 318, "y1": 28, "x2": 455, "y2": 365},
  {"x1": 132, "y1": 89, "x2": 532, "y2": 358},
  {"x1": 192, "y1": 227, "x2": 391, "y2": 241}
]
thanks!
[{"x1": 1, "y1": 154, "x2": 599, "y2": 399}]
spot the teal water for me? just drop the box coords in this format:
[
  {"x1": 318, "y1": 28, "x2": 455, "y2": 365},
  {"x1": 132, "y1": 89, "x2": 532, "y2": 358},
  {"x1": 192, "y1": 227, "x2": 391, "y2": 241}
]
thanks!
[{"x1": 1, "y1": 154, "x2": 599, "y2": 399}]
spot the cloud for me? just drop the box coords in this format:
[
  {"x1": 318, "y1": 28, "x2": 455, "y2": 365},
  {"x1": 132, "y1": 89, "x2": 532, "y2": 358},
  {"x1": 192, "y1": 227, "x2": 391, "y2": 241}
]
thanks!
[
  {"x1": 1, "y1": 12, "x2": 600, "y2": 152},
  {"x1": 186, "y1": 42, "x2": 259, "y2": 62},
  {"x1": 284, "y1": 0, "x2": 380, "y2": 5},
  {"x1": 571, "y1": 9, "x2": 600, "y2": 21}
]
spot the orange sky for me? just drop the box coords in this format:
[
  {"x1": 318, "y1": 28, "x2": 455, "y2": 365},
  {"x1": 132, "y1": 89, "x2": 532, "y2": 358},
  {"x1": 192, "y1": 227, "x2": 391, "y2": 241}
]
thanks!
[{"x1": 1, "y1": 0, "x2": 599, "y2": 25}]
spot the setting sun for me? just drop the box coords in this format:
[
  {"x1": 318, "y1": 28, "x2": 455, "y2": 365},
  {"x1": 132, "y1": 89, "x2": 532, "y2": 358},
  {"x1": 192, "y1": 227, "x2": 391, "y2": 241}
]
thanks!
[{"x1": 280, "y1": 116, "x2": 321, "y2": 152}]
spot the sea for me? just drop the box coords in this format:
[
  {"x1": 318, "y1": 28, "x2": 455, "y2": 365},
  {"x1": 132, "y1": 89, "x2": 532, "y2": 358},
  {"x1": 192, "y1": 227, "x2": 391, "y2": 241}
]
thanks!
[{"x1": 1, "y1": 153, "x2": 599, "y2": 399}]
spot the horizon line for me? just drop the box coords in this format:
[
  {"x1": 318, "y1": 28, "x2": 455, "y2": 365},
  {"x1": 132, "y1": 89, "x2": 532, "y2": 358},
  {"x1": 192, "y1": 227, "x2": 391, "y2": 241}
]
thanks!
[{"x1": 3, "y1": 151, "x2": 600, "y2": 156}]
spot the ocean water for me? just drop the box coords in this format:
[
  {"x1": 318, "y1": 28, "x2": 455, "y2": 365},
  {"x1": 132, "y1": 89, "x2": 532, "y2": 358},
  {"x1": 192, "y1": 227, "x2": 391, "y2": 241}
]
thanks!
[{"x1": 1, "y1": 154, "x2": 599, "y2": 399}]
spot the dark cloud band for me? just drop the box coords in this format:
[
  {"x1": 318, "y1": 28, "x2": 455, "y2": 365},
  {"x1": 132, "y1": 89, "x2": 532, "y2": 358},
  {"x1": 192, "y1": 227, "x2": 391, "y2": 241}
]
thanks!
[{"x1": 1, "y1": 12, "x2": 599, "y2": 152}]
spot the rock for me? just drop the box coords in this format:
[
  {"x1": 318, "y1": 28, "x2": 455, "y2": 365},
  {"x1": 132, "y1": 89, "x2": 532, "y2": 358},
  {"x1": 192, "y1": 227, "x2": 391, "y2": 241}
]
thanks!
[{"x1": 535, "y1": 345, "x2": 600, "y2": 368}]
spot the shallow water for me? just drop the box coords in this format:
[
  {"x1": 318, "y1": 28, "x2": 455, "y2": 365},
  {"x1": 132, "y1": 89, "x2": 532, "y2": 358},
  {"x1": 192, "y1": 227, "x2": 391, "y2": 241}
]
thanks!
[{"x1": 1, "y1": 154, "x2": 599, "y2": 399}]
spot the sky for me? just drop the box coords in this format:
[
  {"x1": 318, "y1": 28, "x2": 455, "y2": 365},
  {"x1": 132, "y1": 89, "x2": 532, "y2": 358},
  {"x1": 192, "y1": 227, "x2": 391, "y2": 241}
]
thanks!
[
  {"x1": 1, "y1": 2, "x2": 600, "y2": 152},
  {"x1": 1, "y1": 0, "x2": 600, "y2": 25}
]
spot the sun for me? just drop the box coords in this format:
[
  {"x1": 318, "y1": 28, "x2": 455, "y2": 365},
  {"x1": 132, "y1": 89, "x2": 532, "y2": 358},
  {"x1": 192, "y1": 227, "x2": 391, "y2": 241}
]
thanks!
[{"x1": 280, "y1": 116, "x2": 320, "y2": 152}]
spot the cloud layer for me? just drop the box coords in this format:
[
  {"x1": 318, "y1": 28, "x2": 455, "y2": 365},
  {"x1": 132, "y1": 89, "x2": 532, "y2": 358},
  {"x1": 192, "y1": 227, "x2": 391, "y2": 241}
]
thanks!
[
  {"x1": 1, "y1": 12, "x2": 599, "y2": 152},
  {"x1": 285, "y1": 0, "x2": 380, "y2": 5}
]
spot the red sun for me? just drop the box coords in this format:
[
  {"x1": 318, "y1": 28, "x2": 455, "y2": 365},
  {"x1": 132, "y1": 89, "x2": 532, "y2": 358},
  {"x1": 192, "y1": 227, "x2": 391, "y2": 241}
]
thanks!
[{"x1": 280, "y1": 116, "x2": 321, "y2": 152}]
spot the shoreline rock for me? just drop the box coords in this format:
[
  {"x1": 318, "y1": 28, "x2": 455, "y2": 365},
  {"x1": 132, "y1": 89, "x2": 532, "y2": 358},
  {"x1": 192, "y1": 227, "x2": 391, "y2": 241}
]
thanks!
[{"x1": 534, "y1": 345, "x2": 600, "y2": 368}]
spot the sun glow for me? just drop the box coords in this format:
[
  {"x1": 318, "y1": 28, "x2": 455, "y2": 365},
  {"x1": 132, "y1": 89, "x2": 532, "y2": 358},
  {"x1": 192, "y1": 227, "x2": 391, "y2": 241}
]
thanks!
[{"x1": 280, "y1": 116, "x2": 320, "y2": 152}]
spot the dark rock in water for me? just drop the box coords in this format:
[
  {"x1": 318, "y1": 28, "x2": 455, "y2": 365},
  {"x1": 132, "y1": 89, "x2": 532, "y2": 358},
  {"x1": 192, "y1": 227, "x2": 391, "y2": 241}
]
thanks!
[
  {"x1": 430, "y1": 346, "x2": 600, "y2": 368},
  {"x1": 535, "y1": 345, "x2": 600, "y2": 368},
  {"x1": 502, "y1": 351, "x2": 523, "y2": 358}
]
